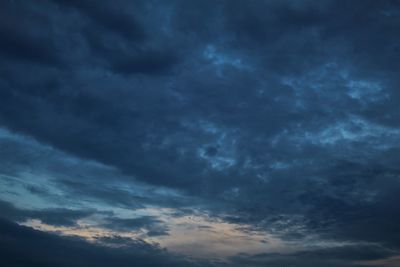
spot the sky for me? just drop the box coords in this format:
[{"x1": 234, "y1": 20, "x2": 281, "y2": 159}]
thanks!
[{"x1": 0, "y1": 0, "x2": 400, "y2": 266}]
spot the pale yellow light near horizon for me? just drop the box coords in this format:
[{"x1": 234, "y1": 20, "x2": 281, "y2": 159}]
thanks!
[{"x1": 21, "y1": 206, "x2": 287, "y2": 260}]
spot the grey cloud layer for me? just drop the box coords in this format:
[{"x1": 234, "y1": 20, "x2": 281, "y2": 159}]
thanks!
[{"x1": 1, "y1": 0, "x2": 400, "y2": 266}]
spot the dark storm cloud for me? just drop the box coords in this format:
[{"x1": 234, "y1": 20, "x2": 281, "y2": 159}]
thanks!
[
  {"x1": 110, "y1": 48, "x2": 178, "y2": 75},
  {"x1": 54, "y1": 0, "x2": 179, "y2": 76},
  {"x1": 1, "y1": 0, "x2": 400, "y2": 266},
  {"x1": 229, "y1": 244, "x2": 397, "y2": 267},
  {"x1": 0, "y1": 1, "x2": 62, "y2": 65},
  {"x1": 0, "y1": 128, "x2": 199, "y2": 210},
  {"x1": 0, "y1": 200, "x2": 94, "y2": 227},
  {"x1": 0, "y1": 218, "x2": 215, "y2": 267},
  {"x1": 53, "y1": 0, "x2": 146, "y2": 41},
  {"x1": 298, "y1": 168, "x2": 400, "y2": 246}
]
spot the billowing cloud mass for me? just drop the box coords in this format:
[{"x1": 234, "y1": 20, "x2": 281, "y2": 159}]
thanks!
[{"x1": 1, "y1": 0, "x2": 400, "y2": 266}]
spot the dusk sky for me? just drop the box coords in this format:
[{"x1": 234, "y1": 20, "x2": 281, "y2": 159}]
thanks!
[{"x1": 1, "y1": 1, "x2": 400, "y2": 266}]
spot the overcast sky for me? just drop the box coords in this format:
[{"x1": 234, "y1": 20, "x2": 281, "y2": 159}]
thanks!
[{"x1": 1, "y1": 0, "x2": 400, "y2": 266}]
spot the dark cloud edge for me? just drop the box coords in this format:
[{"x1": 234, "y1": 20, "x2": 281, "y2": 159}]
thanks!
[{"x1": 0, "y1": 217, "x2": 220, "y2": 267}]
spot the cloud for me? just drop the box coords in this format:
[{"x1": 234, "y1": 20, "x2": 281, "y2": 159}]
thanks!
[
  {"x1": 0, "y1": 1, "x2": 62, "y2": 65},
  {"x1": 0, "y1": 200, "x2": 94, "y2": 227},
  {"x1": 54, "y1": 0, "x2": 146, "y2": 41},
  {"x1": 102, "y1": 216, "x2": 169, "y2": 236},
  {"x1": 0, "y1": 218, "x2": 215, "y2": 267},
  {"x1": 1, "y1": 0, "x2": 400, "y2": 265},
  {"x1": 229, "y1": 244, "x2": 397, "y2": 267},
  {"x1": 0, "y1": 127, "x2": 199, "y2": 210}
]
